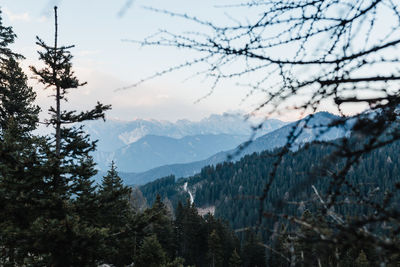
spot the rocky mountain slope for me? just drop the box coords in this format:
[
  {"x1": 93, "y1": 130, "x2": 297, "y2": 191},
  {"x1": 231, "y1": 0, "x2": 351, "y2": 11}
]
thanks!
[{"x1": 120, "y1": 112, "x2": 350, "y2": 185}]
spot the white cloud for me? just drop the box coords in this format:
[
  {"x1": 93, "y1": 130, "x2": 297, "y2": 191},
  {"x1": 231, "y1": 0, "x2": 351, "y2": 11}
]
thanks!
[{"x1": 2, "y1": 7, "x2": 31, "y2": 22}]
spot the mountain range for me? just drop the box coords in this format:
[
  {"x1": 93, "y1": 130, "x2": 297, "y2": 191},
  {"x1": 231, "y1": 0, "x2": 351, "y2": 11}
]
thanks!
[
  {"x1": 85, "y1": 113, "x2": 287, "y2": 173},
  {"x1": 117, "y1": 112, "x2": 350, "y2": 185},
  {"x1": 94, "y1": 134, "x2": 248, "y2": 173},
  {"x1": 85, "y1": 113, "x2": 286, "y2": 152}
]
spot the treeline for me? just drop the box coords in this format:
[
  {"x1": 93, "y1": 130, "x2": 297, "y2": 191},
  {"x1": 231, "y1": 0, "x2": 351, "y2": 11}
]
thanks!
[
  {"x1": 134, "y1": 195, "x2": 267, "y2": 267},
  {"x1": 140, "y1": 138, "x2": 400, "y2": 265},
  {"x1": 75, "y1": 165, "x2": 262, "y2": 267},
  {"x1": 0, "y1": 8, "x2": 267, "y2": 267},
  {"x1": 0, "y1": 8, "x2": 248, "y2": 267},
  {"x1": 141, "y1": 139, "x2": 400, "y2": 229},
  {"x1": 0, "y1": 7, "x2": 106, "y2": 266},
  {"x1": 1, "y1": 5, "x2": 399, "y2": 266}
]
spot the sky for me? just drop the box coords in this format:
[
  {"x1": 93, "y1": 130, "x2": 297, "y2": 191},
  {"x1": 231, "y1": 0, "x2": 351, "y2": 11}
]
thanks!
[
  {"x1": 0, "y1": 0, "x2": 385, "y2": 124},
  {"x1": 1, "y1": 0, "x2": 272, "y2": 123}
]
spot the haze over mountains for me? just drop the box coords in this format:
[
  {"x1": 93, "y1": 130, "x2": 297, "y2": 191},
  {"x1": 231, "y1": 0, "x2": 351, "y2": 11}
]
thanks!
[
  {"x1": 95, "y1": 134, "x2": 248, "y2": 173},
  {"x1": 119, "y1": 112, "x2": 350, "y2": 184},
  {"x1": 89, "y1": 112, "x2": 350, "y2": 185},
  {"x1": 85, "y1": 113, "x2": 285, "y2": 152},
  {"x1": 86, "y1": 113, "x2": 287, "y2": 172}
]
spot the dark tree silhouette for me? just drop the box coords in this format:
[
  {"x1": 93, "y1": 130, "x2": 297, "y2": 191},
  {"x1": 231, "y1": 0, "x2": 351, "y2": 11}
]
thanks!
[{"x1": 29, "y1": 7, "x2": 111, "y2": 266}]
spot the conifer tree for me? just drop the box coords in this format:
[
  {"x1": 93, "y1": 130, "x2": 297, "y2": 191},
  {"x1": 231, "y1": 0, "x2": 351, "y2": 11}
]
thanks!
[
  {"x1": 30, "y1": 7, "x2": 109, "y2": 158},
  {"x1": 207, "y1": 229, "x2": 224, "y2": 267},
  {"x1": 135, "y1": 235, "x2": 167, "y2": 267},
  {"x1": 165, "y1": 257, "x2": 185, "y2": 267},
  {"x1": 144, "y1": 194, "x2": 175, "y2": 259},
  {"x1": 0, "y1": 10, "x2": 44, "y2": 265},
  {"x1": 29, "y1": 6, "x2": 110, "y2": 266},
  {"x1": 0, "y1": 121, "x2": 48, "y2": 266},
  {"x1": 0, "y1": 58, "x2": 39, "y2": 133},
  {"x1": 0, "y1": 9, "x2": 39, "y2": 139},
  {"x1": 99, "y1": 161, "x2": 132, "y2": 227},
  {"x1": 174, "y1": 199, "x2": 208, "y2": 266},
  {"x1": 0, "y1": 10, "x2": 19, "y2": 62},
  {"x1": 242, "y1": 231, "x2": 266, "y2": 267},
  {"x1": 229, "y1": 249, "x2": 242, "y2": 267},
  {"x1": 98, "y1": 162, "x2": 134, "y2": 266}
]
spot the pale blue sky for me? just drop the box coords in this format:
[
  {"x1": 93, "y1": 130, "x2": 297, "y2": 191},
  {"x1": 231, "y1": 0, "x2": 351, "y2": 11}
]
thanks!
[
  {"x1": 1, "y1": 0, "x2": 384, "y2": 123},
  {"x1": 1, "y1": 0, "x2": 266, "y2": 122}
]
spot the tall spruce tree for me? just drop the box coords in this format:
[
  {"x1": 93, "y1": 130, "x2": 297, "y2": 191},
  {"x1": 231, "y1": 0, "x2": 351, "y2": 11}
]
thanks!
[
  {"x1": 29, "y1": 6, "x2": 110, "y2": 266},
  {"x1": 98, "y1": 162, "x2": 134, "y2": 266},
  {"x1": 144, "y1": 194, "x2": 175, "y2": 260},
  {"x1": 99, "y1": 162, "x2": 132, "y2": 227},
  {"x1": 174, "y1": 199, "x2": 208, "y2": 266},
  {"x1": 207, "y1": 229, "x2": 224, "y2": 267},
  {"x1": 0, "y1": 122, "x2": 50, "y2": 266},
  {"x1": 0, "y1": 9, "x2": 45, "y2": 265}
]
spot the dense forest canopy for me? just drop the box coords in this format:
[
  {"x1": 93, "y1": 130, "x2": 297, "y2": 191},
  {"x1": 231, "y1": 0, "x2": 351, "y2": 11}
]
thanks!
[
  {"x1": 134, "y1": 0, "x2": 400, "y2": 265},
  {"x1": 0, "y1": 1, "x2": 399, "y2": 266},
  {"x1": 0, "y1": 6, "x2": 261, "y2": 267},
  {"x1": 141, "y1": 136, "x2": 400, "y2": 264}
]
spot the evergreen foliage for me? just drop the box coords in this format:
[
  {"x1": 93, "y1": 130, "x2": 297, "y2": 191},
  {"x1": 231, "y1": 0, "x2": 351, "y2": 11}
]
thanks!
[
  {"x1": 207, "y1": 229, "x2": 224, "y2": 267},
  {"x1": 0, "y1": 10, "x2": 44, "y2": 266},
  {"x1": 1, "y1": 3, "x2": 400, "y2": 267},
  {"x1": 135, "y1": 234, "x2": 167, "y2": 267},
  {"x1": 136, "y1": 0, "x2": 400, "y2": 264},
  {"x1": 241, "y1": 231, "x2": 266, "y2": 267},
  {"x1": 0, "y1": 10, "x2": 19, "y2": 62},
  {"x1": 228, "y1": 249, "x2": 242, "y2": 267},
  {"x1": 24, "y1": 7, "x2": 111, "y2": 265},
  {"x1": 97, "y1": 162, "x2": 134, "y2": 266},
  {"x1": 0, "y1": 58, "x2": 39, "y2": 133},
  {"x1": 143, "y1": 194, "x2": 175, "y2": 259},
  {"x1": 99, "y1": 162, "x2": 132, "y2": 228},
  {"x1": 141, "y1": 137, "x2": 400, "y2": 266}
]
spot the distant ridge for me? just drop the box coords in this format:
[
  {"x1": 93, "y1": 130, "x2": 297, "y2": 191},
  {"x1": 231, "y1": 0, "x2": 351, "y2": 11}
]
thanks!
[
  {"x1": 120, "y1": 112, "x2": 349, "y2": 185},
  {"x1": 86, "y1": 113, "x2": 287, "y2": 172},
  {"x1": 85, "y1": 113, "x2": 286, "y2": 152},
  {"x1": 94, "y1": 134, "x2": 248, "y2": 173}
]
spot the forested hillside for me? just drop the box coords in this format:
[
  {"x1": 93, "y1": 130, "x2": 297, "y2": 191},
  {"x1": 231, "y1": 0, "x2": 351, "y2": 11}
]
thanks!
[
  {"x1": 140, "y1": 137, "x2": 400, "y2": 265},
  {"x1": 2, "y1": 0, "x2": 400, "y2": 266},
  {"x1": 0, "y1": 7, "x2": 268, "y2": 266}
]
